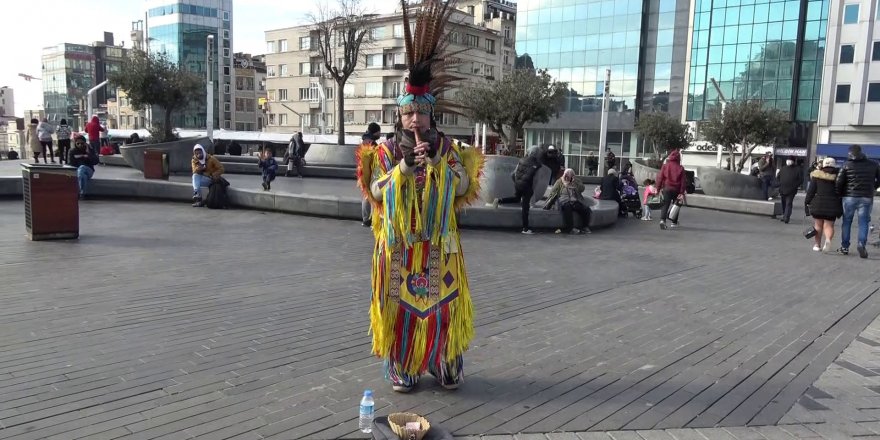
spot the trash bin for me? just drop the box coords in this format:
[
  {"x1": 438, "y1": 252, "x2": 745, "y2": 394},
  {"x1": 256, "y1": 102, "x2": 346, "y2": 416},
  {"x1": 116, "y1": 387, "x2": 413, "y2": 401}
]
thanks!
[
  {"x1": 21, "y1": 163, "x2": 79, "y2": 241},
  {"x1": 144, "y1": 149, "x2": 169, "y2": 180}
]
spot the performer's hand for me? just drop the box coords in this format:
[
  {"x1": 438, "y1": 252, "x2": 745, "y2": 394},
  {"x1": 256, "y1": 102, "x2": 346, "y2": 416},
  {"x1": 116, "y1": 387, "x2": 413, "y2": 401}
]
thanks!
[{"x1": 414, "y1": 141, "x2": 429, "y2": 165}]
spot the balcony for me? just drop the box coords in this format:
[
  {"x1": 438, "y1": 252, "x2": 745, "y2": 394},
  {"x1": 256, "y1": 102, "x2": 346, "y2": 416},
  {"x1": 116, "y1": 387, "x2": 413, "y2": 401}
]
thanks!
[
  {"x1": 383, "y1": 64, "x2": 407, "y2": 71},
  {"x1": 503, "y1": 38, "x2": 514, "y2": 48},
  {"x1": 309, "y1": 71, "x2": 324, "y2": 77}
]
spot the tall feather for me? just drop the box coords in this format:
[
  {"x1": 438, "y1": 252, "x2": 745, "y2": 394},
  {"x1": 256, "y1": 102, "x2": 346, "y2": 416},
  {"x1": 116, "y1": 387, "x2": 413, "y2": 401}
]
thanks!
[{"x1": 400, "y1": 0, "x2": 459, "y2": 90}]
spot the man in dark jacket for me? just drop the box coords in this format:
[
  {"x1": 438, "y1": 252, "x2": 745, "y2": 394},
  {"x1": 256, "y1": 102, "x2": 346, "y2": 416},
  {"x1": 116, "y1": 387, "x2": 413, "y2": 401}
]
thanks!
[
  {"x1": 68, "y1": 135, "x2": 96, "y2": 199},
  {"x1": 835, "y1": 144, "x2": 880, "y2": 258},
  {"x1": 777, "y1": 156, "x2": 803, "y2": 223},
  {"x1": 757, "y1": 152, "x2": 775, "y2": 200},
  {"x1": 360, "y1": 123, "x2": 382, "y2": 226},
  {"x1": 492, "y1": 145, "x2": 547, "y2": 234},
  {"x1": 599, "y1": 168, "x2": 623, "y2": 216}
]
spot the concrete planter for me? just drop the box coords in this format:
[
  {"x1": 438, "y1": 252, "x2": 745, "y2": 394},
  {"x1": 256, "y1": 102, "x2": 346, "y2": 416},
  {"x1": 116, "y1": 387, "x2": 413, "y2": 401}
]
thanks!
[
  {"x1": 478, "y1": 155, "x2": 519, "y2": 203},
  {"x1": 120, "y1": 137, "x2": 211, "y2": 174},
  {"x1": 695, "y1": 165, "x2": 775, "y2": 200},
  {"x1": 632, "y1": 158, "x2": 660, "y2": 184}
]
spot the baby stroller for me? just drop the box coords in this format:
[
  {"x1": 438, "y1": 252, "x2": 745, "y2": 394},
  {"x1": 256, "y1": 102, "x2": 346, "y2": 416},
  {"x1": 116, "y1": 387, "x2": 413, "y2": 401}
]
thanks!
[{"x1": 620, "y1": 176, "x2": 642, "y2": 217}]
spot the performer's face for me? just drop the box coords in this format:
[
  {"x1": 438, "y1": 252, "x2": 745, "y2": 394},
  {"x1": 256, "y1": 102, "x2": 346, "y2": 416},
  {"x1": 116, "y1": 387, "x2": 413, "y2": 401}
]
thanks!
[{"x1": 401, "y1": 112, "x2": 431, "y2": 134}]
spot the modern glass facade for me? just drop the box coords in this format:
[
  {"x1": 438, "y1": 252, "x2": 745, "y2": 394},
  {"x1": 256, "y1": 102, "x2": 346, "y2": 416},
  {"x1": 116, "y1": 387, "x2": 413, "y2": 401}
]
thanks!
[
  {"x1": 146, "y1": 0, "x2": 233, "y2": 129},
  {"x1": 686, "y1": 0, "x2": 828, "y2": 122},
  {"x1": 516, "y1": 0, "x2": 691, "y2": 174},
  {"x1": 42, "y1": 44, "x2": 95, "y2": 130}
]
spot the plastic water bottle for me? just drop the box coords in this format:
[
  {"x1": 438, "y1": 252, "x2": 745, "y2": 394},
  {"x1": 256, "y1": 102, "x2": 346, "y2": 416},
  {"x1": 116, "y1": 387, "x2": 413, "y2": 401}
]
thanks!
[{"x1": 358, "y1": 390, "x2": 374, "y2": 433}]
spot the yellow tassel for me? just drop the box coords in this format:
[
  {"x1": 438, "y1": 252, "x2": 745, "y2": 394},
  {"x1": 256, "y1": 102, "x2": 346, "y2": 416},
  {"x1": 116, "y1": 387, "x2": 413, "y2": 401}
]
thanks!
[
  {"x1": 454, "y1": 145, "x2": 487, "y2": 211},
  {"x1": 404, "y1": 318, "x2": 429, "y2": 375}
]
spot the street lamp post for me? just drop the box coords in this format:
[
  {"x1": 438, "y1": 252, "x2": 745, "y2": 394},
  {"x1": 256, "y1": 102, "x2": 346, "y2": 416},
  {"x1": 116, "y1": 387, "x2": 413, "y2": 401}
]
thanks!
[
  {"x1": 206, "y1": 35, "x2": 215, "y2": 144},
  {"x1": 709, "y1": 77, "x2": 728, "y2": 169}
]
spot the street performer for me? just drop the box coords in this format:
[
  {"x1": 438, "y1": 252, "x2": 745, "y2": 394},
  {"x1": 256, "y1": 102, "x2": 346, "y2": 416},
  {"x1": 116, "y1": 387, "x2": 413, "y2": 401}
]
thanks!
[{"x1": 356, "y1": 0, "x2": 484, "y2": 393}]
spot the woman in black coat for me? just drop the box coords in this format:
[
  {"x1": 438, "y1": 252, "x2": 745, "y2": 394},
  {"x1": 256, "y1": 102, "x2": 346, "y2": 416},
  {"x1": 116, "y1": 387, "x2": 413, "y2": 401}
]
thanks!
[{"x1": 805, "y1": 157, "x2": 843, "y2": 252}]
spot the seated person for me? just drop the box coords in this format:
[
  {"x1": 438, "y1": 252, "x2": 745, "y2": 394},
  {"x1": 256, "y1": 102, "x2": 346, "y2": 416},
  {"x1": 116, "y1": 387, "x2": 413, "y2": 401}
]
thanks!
[
  {"x1": 7, "y1": 148, "x2": 19, "y2": 160},
  {"x1": 191, "y1": 144, "x2": 225, "y2": 207},
  {"x1": 68, "y1": 135, "x2": 96, "y2": 199},
  {"x1": 545, "y1": 168, "x2": 592, "y2": 234},
  {"x1": 599, "y1": 168, "x2": 625, "y2": 216}
]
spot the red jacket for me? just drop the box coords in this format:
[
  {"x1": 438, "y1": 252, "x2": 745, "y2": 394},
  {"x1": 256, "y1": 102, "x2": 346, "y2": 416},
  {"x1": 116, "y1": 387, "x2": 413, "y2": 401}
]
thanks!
[
  {"x1": 656, "y1": 150, "x2": 687, "y2": 194},
  {"x1": 85, "y1": 116, "x2": 105, "y2": 142}
]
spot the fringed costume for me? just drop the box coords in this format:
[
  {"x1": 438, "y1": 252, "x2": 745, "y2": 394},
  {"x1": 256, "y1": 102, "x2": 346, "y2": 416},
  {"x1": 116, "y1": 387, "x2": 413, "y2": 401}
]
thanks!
[{"x1": 356, "y1": 0, "x2": 484, "y2": 391}]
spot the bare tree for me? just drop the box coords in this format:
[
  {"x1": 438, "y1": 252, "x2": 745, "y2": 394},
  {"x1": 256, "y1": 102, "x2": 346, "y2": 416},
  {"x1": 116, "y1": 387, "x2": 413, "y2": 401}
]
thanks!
[{"x1": 308, "y1": 0, "x2": 372, "y2": 145}]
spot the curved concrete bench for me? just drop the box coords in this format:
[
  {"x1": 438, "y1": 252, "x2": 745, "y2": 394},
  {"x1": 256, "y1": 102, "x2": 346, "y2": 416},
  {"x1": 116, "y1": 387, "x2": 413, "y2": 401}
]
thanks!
[
  {"x1": 302, "y1": 143, "x2": 358, "y2": 167},
  {"x1": 0, "y1": 175, "x2": 619, "y2": 230},
  {"x1": 120, "y1": 137, "x2": 211, "y2": 174}
]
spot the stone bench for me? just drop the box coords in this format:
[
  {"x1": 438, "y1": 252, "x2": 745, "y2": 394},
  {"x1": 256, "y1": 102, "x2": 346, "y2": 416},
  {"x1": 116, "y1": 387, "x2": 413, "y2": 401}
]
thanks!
[
  {"x1": 685, "y1": 193, "x2": 781, "y2": 217},
  {"x1": 0, "y1": 175, "x2": 619, "y2": 230},
  {"x1": 219, "y1": 161, "x2": 355, "y2": 179}
]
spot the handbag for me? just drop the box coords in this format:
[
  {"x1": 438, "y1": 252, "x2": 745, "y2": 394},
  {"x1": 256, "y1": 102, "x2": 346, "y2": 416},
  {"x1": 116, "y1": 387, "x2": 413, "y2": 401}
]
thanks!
[{"x1": 803, "y1": 214, "x2": 817, "y2": 239}]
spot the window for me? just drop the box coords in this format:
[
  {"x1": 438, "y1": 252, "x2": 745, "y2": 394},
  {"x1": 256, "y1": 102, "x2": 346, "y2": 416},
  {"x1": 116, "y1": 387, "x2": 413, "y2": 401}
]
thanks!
[
  {"x1": 225, "y1": 102, "x2": 232, "y2": 112},
  {"x1": 278, "y1": 89, "x2": 288, "y2": 101},
  {"x1": 268, "y1": 90, "x2": 276, "y2": 101},
  {"x1": 326, "y1": 87, "x2": 334, "y2": 100},
  {"x1": 280, "y1": 114, "x2": 288, "y2": 125},
  {"x1": 393, "y1": 24, "x2": 404, "y2": 38},
  {"x1": 371, "y1": 27, "x2": 385, "y2": 41},
  {"x1": 344, "y1": 84, "x2": 355, "y2": 97},
  {"x1": 223, "y1": 11, "x2": 229, "y2": 21},
  {"x1": 223, "y1": 83, "x2": 230, "y2": 94},
  {"x1": 466, "y1": 34, "x2": 479, "y2": 47},
  {"x1": 486, "y1": 39, "x2": 496, "y2": 54},
  {"x1": 836, "y1": 84, "x2": 851, "y2": 103},
  {"x1": 223, "y1": 48, "x2": 230, "y2": 58},
  {"x1": 266, "y1": 41, "x2": 275, "y2": 53},
  {"x1": 388, "y1": 81, "x2": 402, "y2": 97},
  {"x1": 472, "y1": 62, "x2": 483, "y2": 75},
  {"x1": 504, "y1": 26, "x2": 512, "y2": 39},
  {"x1": 873, "y1": 42, "x2": 880, "y2": 61},
  {"x1": 868, "y1": 83, "x2": 880, "y2": 102},
  {"x1": 386, "y1": 52, "x2": 405, "y2": 67},
  {"x1": 279, "y1": 64, "x2": 288, "y2": 76},
  {"x1": 280, "y1": 39, "x2": 288, "y2": 52},
  {"x1": 223, "y1": 30, "x2": 230, "y2": 39},
  {"x1": 366, "y1": 110, "x2": 382, "y2": 123},
  {"x1": 268, "y1": 113, "x2": 276, "y2": 125},
  {"x1": 299, "y1": 62, "x2": 311, "y2": 75},
  {"x1": 267, "y1": 65, "x2": 276, "y2": 77},
  {"x1": 844, "y1": 4, "x2": 859, "y2": 24},
  {"x1": 366, "y1": 54, "x2": 382, "y2": 68},
  {"x1": 299, "y1": 87, "x2": 310, "y2": 100},
  {"x1": 344, "y1": 110, "x2": 355, "y2": 123},
  {"x1": 300, "y1": 36, "x2": 311, "y2": 50},
  {"x1": 365, "y1": 82, "x2": 383, "y2": 97},
  {"x1": 223, "y1": 66, "x2": 231, "y2": 76},
  {"x1": 504, "y1": 50, "x2": 510, "y2": 65},
  {"x1": 467, "y1": 5, "x2": 475, "y2": 15},
  {"x1": 486, "y1": 65, "x2": 495, "y2": 78},
  {"x1": 840, "y1": 44, "x2": 855, "y2": 63}
]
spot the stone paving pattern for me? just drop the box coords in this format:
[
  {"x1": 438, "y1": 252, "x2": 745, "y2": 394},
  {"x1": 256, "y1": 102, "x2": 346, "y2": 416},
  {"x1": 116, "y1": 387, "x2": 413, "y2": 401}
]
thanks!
[{"x1": 0, "y1": 196, "x2": 879, "y2": 439}]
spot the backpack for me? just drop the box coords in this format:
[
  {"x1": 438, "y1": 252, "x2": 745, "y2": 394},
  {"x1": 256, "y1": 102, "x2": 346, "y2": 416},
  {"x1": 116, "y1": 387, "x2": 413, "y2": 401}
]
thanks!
[{"x1": 205, "y1": 177, "x2": 230, "y2": 209}]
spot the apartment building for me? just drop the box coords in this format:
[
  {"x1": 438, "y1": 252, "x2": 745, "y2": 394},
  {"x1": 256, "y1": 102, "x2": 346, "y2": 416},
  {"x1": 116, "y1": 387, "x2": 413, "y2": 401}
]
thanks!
[
  {"x1": 816, "y1": 0, "x2": 880, "y2": 160},
  {"x1": 106, "y1": 90, "x2": 148, "y2": 130},
  {"x1": 263, "y1": 6, "x2": 513, "y2": 139},
  {"x1": 232, "y1": 53, "x2": 267, "y2": 132}
]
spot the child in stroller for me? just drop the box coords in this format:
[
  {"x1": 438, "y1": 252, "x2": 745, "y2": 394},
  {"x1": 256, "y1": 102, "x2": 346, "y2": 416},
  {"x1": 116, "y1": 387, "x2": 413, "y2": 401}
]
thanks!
[{"x1": 620, "y1": 174, "x2": 642, "y2": 217}]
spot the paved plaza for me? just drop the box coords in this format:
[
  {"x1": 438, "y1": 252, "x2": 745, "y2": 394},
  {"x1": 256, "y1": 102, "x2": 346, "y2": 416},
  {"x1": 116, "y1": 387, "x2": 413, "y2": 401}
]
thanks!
[{"x1": 1, "y1": 196, "x2": 880, "y2": 439}]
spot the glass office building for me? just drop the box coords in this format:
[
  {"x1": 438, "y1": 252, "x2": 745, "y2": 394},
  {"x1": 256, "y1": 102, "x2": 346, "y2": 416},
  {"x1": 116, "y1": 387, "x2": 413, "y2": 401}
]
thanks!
[
  {"x1": 516, "y1": 0, "x2": 691, "y2": 174},
  {"x1": 686, "y1": 0, "x2": 829, "y2": 123},
  {"x1": 146, "y1": 0, "x2": 233, "y2": 129},
  {"x1": 42, "y1": 44, "x2": 95, "y2": 130}
]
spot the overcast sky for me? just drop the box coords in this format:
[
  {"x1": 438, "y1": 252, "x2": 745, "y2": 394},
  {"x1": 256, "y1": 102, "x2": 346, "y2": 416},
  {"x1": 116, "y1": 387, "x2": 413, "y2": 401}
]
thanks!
[{"x1": 1, "y1": 0, "x2": 401, "y2": 116}]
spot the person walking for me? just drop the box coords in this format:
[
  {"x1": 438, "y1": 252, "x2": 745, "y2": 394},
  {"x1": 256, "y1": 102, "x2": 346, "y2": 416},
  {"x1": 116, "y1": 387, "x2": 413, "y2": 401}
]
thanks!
[
  {"x1": 85, "y1": 116, "x2": 105, "y2": 162},
  {"x1": 656, "y1": 149, "x2": 688, "y2": 230},
  {"x1": 835, "y1": 145, "x2": 880, "y2": 258},
  {"x1": 359, "y1": 123, "x2": 382, "y2": 227},
  {"x1": 56, "y1": 119, "x2": 72, "y2": 165},
  {"x1": 285, "y1": 132, "x2": 306, "y2": 178},
  {"x1": 758, "y1": 152, "x2": 775, "y2": 200},
  {"x1": 25, "y1": 119, "x2": 44, "y2": 163},
  {"x1": 777, "y1": 156, "x2": 803, "y2": 224},
  {"x1": 37, "y1": 118, "x2": 56, "y2": 163},
  {"x1": 805, "y1": 157, "x2": 843, "y2": 252}
]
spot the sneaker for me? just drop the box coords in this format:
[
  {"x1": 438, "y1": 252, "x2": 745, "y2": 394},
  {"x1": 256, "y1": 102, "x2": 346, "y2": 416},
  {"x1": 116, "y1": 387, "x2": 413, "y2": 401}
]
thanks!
[
  {"x1": 660, "y1": 222, "x2": 667, "y2": 230},
  {"x1": 582, "y1": 227, "x2": 592, "y2": 234},
  {"x1": 362, "y1": 220, "x2": 371, "y2": 227},
  {"x1": 669, "y1": 222, "x2": 679, "y2": 229},
  {"x1": 192, "y1": 200, "x2": 205, "y2": 208},
  {"x1": 837, "y1": 247, "x2": 849, "y2": 255},
  {"x1": 441, "y1": 382, "x2": 460, "y2": 390},
  {"x1": 858, "y1": 245, "x2": 868, "y2": 259},
  {"x1": 571, "y1": 228, "x2": 581, "y2": 235},
  {"x1": 521, "y1": 229, "x2": 534, "y2": 235},
  {"x1": 262, "y1": 182, "x2": 268, "y2": 191},
  {"x1": 391, "y1": 384, "x2": 413, "y2": 393},
  {"x1": 823, "y1": 242, "x2": 832, "y2": 253},
  {"x1": 555, "y1": 229, "x2": 563, "y2": 234},
  {"x1": 812, "y1": 244, "x2": 821, "y2": 252}
]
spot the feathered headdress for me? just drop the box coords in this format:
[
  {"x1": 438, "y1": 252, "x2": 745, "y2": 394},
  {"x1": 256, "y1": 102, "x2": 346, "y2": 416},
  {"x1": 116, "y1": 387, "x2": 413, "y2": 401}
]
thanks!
[{"x1": 397, "y1": 0, "x2": 460, "y2": 115}]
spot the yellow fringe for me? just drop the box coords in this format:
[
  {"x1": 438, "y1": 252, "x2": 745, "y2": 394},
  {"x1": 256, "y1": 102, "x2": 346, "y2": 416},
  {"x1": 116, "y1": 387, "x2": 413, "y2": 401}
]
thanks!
[{"x1": 454, "y1": 145, "x2": 486, "y2": 211}]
